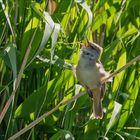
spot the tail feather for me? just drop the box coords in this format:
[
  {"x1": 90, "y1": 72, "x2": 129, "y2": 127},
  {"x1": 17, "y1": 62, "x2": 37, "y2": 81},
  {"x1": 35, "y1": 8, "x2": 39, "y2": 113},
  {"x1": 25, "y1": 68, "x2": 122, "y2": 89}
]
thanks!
[
  {"x1": 92, "y1": 100, "x2": 103, "y2": 119},
  {"x1": 89, "y1": 87, "x2": 104, "y2": 119}
]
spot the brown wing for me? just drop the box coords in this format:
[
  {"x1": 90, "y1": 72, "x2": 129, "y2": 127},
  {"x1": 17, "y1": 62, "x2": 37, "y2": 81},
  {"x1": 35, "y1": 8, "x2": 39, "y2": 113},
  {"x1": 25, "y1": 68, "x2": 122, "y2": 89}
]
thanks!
[{"x1": 101, "y1": 83, "x2": 106, "y2": 100}]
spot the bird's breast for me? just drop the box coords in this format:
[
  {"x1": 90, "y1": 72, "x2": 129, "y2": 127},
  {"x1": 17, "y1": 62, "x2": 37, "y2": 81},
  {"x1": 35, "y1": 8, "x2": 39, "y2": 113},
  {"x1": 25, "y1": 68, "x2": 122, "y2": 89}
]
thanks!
[{"x1": 76, "y1": 64, "x2": 100, "y2": 89}]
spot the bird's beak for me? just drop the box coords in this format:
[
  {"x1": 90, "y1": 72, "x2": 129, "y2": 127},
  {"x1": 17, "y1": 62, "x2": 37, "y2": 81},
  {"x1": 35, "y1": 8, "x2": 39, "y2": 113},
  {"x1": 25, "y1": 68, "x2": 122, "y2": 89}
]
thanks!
[
  {"x1": 84, "y1": 38, "x2": 90, "y2": 48},
  {"x1": 81, "y1": 38, "x2": 89, "y2": 48}
]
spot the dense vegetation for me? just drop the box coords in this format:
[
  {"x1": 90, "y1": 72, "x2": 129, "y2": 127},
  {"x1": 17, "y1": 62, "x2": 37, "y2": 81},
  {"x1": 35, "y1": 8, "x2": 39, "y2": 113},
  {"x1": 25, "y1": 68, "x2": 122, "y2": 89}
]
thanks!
[{"x1": 0, "y1": 0, "x2": 140, "y2": 139}]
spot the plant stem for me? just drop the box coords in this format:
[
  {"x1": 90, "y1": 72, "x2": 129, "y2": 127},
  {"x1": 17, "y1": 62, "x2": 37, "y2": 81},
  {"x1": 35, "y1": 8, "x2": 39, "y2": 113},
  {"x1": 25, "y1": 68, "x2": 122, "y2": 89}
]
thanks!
[{"x1": 8, "y1": 54, "x2": 140, "y2": 140}]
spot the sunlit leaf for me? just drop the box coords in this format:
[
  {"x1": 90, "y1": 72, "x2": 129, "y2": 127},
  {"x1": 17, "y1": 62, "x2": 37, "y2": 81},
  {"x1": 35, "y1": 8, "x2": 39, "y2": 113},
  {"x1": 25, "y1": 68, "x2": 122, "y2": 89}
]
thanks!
[
  {"x1": 26, "y1": 11, "x2": 55, "y2": 67},
  {"x1": 51, "y1": 23, "x2": 61, "y2": 61},
  {"x1": 76, "y1": 0, "x2": 92, "y2": 29},
  {"x1": 105, "y1": 101, "x2": 122, "y2": 136},
  {"x1": 117, "y1": 79, "x2": 139, "y2": 130},
  {"x1": 50, "y1": 130, "x2": 74, "y2": 140},
  {"x1": 112, "y1": 49, "x2": 126, "y2": 92}
]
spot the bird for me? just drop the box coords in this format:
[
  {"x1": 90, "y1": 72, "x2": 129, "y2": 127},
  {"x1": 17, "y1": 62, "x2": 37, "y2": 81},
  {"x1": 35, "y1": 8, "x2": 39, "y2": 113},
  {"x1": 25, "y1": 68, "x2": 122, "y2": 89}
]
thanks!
[{"x1": 75, "y1": 40, "x2": 110, "y2": 119}]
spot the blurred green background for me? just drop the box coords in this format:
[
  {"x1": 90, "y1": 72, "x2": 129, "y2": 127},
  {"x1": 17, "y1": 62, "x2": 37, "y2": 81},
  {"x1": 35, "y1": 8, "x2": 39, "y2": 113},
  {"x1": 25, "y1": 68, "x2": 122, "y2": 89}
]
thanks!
[{"x1": 0, "y1": 0, "x2": 140, "y2": 139}]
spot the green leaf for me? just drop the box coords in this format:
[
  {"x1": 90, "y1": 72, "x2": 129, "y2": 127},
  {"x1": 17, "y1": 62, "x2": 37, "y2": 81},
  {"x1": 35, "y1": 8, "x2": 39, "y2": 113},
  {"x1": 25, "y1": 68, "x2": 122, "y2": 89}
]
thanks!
[
  {"x1": 112, "y1": 49, "x2": 126, "y2": 92},
  {"x1": 63, "y1": 88, "x2": 88, "y2": 130},
  {"x1": 4, "y1": 44, "x2": 17, "y2": 79},
  {"x1": 50, "y1": 130, "x2": 74, "y2": 140},
  {"x1": 119, "y1": 131, "x2": 140, "y2": 140},
  {"x1": 117, "y1": 79, "x2": 139, "y2": 130},
  {"x1": 76, "y1": 0, "x2": 93, "y2": 29},
  {"x1": 51, "y1": 23, "x2": 61, "y2": 61},
  {"x1": 20, "y1": 17, "x2": 41, "y2": 61},
  {"x1": 15, "y1": 70, "x2": 72, "y2": 118},
  {"x1": 105, "y1": 101, "x2": 122, "y2": 136},
  {"x1": 26, "y1": 11, "x2": 56, "y2": 67},
  {"x1": 92, "y1": 6, "x2": 116, "y2": 32},
  {"x1": 36, "y1": 55, "x2": 73, "y2": 70},
  {"x1": 0, "y1": 0, "x2": 15, "y2": 38}
]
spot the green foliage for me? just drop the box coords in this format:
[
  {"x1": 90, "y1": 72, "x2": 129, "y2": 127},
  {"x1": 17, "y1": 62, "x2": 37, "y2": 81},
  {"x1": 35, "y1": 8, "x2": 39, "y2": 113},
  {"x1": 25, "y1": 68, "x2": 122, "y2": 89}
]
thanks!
[{"x1": 0, "y1": 0, "x2": 140, "y2": 139}]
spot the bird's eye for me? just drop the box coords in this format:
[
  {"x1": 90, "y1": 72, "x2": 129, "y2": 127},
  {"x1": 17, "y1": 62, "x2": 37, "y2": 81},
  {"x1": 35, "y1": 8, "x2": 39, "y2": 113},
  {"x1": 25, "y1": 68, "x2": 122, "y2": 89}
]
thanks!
[{"x1": 86, "y1": 52, "x2": 90, "y2": 55}]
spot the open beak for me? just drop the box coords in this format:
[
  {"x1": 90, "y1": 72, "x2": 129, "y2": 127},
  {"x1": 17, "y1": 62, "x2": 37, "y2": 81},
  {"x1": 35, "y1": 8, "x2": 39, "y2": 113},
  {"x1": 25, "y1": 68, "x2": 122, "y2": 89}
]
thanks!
[{"x1": 84, "y1": 38, "x2": 90, "y2": 47}]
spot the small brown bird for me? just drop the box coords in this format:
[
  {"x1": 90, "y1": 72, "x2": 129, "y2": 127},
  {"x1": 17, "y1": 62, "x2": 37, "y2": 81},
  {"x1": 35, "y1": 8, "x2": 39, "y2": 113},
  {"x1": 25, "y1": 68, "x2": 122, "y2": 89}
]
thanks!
[{"x1": 76, "y1": 41, "x2": 109, "y2": 119}]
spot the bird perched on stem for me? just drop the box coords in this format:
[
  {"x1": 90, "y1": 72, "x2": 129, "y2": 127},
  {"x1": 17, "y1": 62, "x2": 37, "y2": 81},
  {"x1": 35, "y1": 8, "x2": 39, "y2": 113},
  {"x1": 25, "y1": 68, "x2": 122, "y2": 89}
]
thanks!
[{"x1": 76, "y1": 40, "x2": 110, "y2": 119}]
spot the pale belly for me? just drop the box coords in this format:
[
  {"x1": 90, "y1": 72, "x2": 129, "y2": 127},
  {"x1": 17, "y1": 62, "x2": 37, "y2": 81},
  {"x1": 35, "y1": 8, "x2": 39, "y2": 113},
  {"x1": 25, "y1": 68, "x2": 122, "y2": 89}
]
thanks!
[{"x1": 77, "y1": 66, "x2": 100, "y2": 89}]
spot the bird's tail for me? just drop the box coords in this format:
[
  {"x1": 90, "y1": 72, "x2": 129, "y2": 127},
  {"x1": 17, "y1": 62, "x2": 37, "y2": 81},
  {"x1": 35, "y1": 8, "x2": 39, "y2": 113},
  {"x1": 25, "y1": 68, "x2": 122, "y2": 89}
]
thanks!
[{"x1": 92, "y1": 99, "x2": 103, "y2": 119}]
